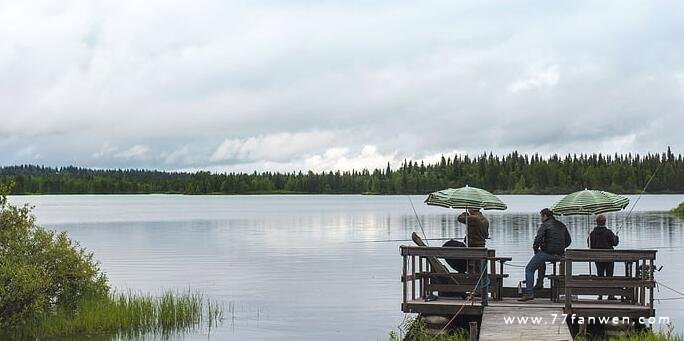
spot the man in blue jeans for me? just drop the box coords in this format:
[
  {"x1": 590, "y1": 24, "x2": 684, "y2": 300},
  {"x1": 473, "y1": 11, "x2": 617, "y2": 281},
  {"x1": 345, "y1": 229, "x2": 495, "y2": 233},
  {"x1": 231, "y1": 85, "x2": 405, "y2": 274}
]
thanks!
[{"x1": 519, "y1": 208, "x2": 571, "y2": 301}]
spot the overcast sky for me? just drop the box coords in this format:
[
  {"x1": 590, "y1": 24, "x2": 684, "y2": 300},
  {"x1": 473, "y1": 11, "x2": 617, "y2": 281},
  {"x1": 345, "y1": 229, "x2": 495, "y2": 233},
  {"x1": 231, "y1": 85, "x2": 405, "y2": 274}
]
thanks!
[{"x1": 1, "y1": 1, "x2": 682, "y2": 172}]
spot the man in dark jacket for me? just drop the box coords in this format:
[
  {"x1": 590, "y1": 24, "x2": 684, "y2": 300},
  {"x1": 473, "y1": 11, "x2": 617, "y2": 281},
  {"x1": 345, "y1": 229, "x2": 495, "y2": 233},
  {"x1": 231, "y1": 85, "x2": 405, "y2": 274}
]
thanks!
[
  {"x1": 457, "y1": 208, "x2": 489, "y2": 273},
  {"x1": 519, "y1": 208, "x2": 572, "y2": 301},
  {"x1": 588, "y1": 214, "x2": 619, "y2": 300}
]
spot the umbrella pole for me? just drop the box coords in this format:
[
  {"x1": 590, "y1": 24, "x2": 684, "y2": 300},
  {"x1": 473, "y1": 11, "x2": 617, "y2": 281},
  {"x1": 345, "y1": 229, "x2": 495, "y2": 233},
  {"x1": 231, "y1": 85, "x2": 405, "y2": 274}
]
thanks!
[
  {"x1": 464, "y1": 207, "x2": 468, "y2": 246},
  {"x1": 587, "y1": 215, "x2": 592, "y2": 276}
]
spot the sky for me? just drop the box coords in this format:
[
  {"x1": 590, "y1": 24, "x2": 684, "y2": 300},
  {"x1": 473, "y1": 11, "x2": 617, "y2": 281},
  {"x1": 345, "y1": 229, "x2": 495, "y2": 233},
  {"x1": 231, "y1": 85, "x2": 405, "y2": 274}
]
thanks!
[{"x1": 1, "y1": 1, "x2": 683, "y2": 173}]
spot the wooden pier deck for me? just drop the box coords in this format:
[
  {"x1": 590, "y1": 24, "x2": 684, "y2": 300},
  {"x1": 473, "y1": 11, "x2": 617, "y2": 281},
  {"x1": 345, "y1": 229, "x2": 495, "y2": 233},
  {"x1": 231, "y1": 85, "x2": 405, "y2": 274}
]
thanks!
[
  {"x1": 400, "y1": 243, "x2": 658, "y2": 340},
  {"x1": 479, "y1": 306, "x2": 572, "y2": 341},
  {"x1": 404, "y1": 296, "x2": 653, "y2": 316}
]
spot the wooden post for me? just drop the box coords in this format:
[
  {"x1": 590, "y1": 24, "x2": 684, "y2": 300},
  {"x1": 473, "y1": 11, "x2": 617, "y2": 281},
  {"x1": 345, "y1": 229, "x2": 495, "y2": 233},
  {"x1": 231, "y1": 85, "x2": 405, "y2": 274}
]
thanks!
[
  {"x1": 469, "y1": 321, "x2": 478, "y2": 341},
  {"x1": 639, "y1": 259, "x2": 646, "y2": 305},
  {"x1": 426, "y1": 258, "x2": 431, "y2": 298},
  {"x1": 625, "y1": 261, "x2": 630, "y2": 277},
  {"x1": 565, "y1": 259, "x2": 572, "y2": 309},
  {"x1": 402, "y1": 255, "x2": 407, "y2": 304},
  {"x1": 649, "y1": 258, "x2": 654, "y2": 310},
  {"x1": 419, "y1": 256, "x2": 424, "y2": 299},
  {"x1": 626, "y1": 261, "x2": 634, "y2": 303},
  {"x1": 482, "y1": 256, "x2": 489, "y2": 306},
  {"x1": 488, "y1": 250, "x2": 496, "y2": 276},
  {"x1": 560, "y1": 258, "x2": 565, "y2": 276},
  {"x1": 411, "y1": 255, "x2": 416, "y2": 301}
]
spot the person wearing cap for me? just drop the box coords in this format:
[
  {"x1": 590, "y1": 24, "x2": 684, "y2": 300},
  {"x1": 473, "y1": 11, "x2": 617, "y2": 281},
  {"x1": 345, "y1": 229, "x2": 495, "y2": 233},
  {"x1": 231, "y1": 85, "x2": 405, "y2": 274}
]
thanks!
[
  {"x1": 519, "y1": 208, "x2": 572, "y2": 302},
  {"x1": 457, "y1": 208, "x2": 489, "y2": 248},
  {"x1": 588, "y1": 214, "x2": 619, "y2": 300},
  {"x1": 457, "y1": 208, "x2": 489, "y2": 273}
]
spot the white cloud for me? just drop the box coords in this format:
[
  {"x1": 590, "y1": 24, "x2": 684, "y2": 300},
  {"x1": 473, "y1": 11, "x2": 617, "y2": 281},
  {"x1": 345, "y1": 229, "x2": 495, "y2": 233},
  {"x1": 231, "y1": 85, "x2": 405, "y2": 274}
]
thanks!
[
  {"x1": 677, "y1": 72, "x2": 684, "y2": 89},
  {"x1": 200, "y1": 145, "x2": 473, "y2": 173},
  {"x1": 93, "y1": 143, "x2": 150, "y2": 160},
  {"x1": 304, "y1": 145, "x2": 398, "y2": 172},
  {"x1": 163, "y1": 146, "x2": 192, "y2": 164},
  {"x1": 92, "y1": 143, "x2": 119, "y2": 159},
  {"x1": 0, "y1": 1, "x2": 682, "y2": 170},
  {"x1": 507, "y1": 65, "x2": 559, "y2": 93},
  {"x1": 114, "y1": 145, "x2": 150, "y2": 159},
  {"x1": 210, "y1": 131, "x2": 344, "y2": 162}
]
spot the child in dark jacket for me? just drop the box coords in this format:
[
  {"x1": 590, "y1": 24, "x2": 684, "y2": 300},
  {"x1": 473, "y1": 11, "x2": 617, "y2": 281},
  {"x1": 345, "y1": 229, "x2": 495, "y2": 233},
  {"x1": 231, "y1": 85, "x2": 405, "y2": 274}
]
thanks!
[{"x1": 588, "y1": 214, "x2": 619, "y2": 300}]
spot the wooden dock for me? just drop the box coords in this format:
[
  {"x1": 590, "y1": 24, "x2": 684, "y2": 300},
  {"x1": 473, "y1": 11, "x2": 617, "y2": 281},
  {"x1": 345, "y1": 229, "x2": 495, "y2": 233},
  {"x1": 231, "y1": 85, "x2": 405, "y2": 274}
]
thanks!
[
  {"x1": 480, "y1": 305, "x2": 572, "y2": 341},
  {"x1": 400, "y1": 244, "x2": 658, "y2": 340}
]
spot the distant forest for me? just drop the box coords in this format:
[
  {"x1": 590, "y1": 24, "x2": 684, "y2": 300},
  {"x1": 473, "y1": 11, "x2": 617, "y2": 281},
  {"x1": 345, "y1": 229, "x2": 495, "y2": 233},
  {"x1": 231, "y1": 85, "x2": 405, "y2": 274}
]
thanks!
[{"x1": 1, "y1": 148, "x2": 682, "y2": 195}]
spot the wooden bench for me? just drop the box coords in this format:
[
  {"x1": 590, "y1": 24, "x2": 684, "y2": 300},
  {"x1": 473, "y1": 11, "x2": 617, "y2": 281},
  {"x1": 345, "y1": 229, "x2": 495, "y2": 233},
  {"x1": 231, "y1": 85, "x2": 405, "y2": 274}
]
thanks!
[
  {"x1": 400, "y1": 235, "x2": 512, "y2": 313},
  {"x1": 563, "y1": 249, "x2": 657, "y2": 315}
]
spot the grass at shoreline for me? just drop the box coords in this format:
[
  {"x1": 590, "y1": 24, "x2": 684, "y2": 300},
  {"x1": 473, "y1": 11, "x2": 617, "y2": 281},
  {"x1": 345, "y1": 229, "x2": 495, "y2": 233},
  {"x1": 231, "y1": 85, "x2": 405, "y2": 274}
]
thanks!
[
  {"x1": 673, "y1": 202, "x2": 684, "y2": 216},
  {"x1": 5, "y1": 290, "x2": 223, "y2": 340},
  {"x1": 392, "y1": 318, "x2": 682, "y2": 341},
  {"x1": 389, "y1": 317, "x2": 468, "y2": 341}
]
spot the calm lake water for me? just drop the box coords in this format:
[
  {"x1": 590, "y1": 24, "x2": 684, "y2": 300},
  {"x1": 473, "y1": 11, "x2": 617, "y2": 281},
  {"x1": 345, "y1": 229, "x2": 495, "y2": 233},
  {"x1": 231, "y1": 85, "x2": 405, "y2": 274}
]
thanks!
[{"x1": 8, "y1": 194, "x2": 684, "y2": 340}]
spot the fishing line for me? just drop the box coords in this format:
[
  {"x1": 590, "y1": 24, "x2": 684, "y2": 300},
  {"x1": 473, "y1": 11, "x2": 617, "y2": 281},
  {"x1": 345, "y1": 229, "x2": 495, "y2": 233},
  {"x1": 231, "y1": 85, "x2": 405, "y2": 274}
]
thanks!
[
  {"x1": 656, "y1": 280, "x2": 684, "y2": 297},
  {"x1": 408, "y1": 195, "x2": 430, "y2": 246},
  {"x1": 431, "y1": 262, "x2": 488, "y2": 341},
  {"x1": 351, "y1": 237, "x2": 453, "y2": 244},
  {"x1": 655, "y1": 297, "x2": 684, "y2": 301},
  {"x1": 616, "y1": 161, "x2": 663, "y2": 235}
]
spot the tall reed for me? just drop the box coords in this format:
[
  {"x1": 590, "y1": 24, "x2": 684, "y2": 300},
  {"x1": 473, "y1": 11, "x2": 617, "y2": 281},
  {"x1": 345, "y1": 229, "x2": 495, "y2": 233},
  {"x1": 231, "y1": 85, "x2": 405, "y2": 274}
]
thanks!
[{"x1": 5, "y1": 289, "x2": 223, "y2": 339}]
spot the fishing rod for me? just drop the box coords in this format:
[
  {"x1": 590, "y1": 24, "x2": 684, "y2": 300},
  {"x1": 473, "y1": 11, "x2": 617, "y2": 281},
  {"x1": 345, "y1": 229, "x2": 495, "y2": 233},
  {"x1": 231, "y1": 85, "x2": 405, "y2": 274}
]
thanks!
[
  {"x1": 615, "y1": 161, "x2": 663, "y2": 235},
  {"x1": 352, "y1": 196, "x2": 463, "y2": 244},
  {"x1": 351, "y1": 237, "x2": 454, "y2": 244},
  {"x1": 408, "y1": 195, "x2": 430, "y2": 246}
]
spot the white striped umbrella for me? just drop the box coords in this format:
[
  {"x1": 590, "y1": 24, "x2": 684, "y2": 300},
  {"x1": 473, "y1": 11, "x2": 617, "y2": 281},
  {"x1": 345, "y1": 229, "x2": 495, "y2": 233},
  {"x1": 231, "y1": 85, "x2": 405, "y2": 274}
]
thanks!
[
  {"x1": 551, "y1": 189, "x2": 629, "y2": 275},
  {"x1": 551, "y1": 189, "x2": 629, "y2": 216},
  {"x1": 424, "y1": 185, "x2": 507, "y2": 210}
]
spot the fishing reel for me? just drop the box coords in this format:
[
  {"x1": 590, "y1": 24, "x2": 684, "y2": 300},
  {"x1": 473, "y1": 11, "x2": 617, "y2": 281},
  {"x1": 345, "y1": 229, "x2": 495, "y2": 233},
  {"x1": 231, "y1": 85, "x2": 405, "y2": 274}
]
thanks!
[{"x1": 636, "y1": 264, "x2": 663, "y2": 280}]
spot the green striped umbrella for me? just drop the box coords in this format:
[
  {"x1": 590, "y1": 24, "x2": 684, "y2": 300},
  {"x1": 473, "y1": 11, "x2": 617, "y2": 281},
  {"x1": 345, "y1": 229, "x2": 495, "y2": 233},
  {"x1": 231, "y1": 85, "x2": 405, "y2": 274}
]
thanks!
[
  {"x1": 551, "y1": 189, "x2": 629, "y2": 216},
  {"x1": 424, "y1": 185, "x2": 507, "y2": 210},
  {"x1": 551, "y1": 189, "x2": 629, "y2": 275}
]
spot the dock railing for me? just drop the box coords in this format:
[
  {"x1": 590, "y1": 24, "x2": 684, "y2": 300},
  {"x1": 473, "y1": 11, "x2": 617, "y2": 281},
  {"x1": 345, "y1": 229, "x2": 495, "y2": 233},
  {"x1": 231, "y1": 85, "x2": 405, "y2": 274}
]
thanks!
[
  {"x1": 400, "y1": 246, "x2": 511, "y2": 311},
  {"x1": 563, "y1": 249, "x2": 657, "y2": 315}
]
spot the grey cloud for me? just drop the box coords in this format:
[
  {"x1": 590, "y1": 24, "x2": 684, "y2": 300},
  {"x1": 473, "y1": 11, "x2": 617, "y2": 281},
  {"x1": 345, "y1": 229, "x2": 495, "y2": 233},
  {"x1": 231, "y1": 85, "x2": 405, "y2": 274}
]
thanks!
[{"x1": 0, "y1": 1, "x2": 682, "y2": 171}]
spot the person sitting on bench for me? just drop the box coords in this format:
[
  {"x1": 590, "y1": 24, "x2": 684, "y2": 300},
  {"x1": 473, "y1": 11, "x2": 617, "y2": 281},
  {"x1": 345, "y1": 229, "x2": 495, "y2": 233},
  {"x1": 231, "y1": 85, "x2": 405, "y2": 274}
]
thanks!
[{"x1": 519, "y1": 208, "x2": 571, "y2": 302}]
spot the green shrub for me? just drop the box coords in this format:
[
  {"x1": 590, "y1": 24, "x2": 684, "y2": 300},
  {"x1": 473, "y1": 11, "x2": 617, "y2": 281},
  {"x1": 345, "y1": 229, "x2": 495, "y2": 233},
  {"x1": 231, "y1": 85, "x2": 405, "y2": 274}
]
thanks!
[
  {"x1": 0, "y1": 182, "x2": 109, "y2": 328},
  {"x1": 389, "y1": 317, "x2": 468, "y2": 341},
  {"x1": 672, "y1": 202, "x2": 684, "y2": 216}
]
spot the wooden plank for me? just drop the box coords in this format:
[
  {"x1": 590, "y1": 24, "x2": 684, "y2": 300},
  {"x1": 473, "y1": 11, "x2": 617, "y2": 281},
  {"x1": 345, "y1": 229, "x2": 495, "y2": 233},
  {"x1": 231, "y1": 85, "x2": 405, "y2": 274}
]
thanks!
[
  {"x1": 401, "y1": 245, "x2": 488, "y2": 259},
  {"x1": 488, "y1": 298, "x2": 652, "y2": 310},
  {"x1": 502, "y1": 287, "x2": 552, "y2": 298},
  {"x1": 480, "y1": 306, "x2": 572, "y2": 341},
  {"x1": 565, "y1": 278, "x2": 655, "y2": 288},
  {"x1": 427, "y1": 284, "x2": 479, "y2": 292},
  {"x1": 416, "y1": 272, "x2": 507, "y2": 280},
  {"x1": 402, "y1": 300, "x2": 483, "y2": 315},
  {"x1": 565, "y1": 249, "x2": 656, "y2": 261},
  {"x1": 409, "y1": 233, "x2": 452, "y2": 274},
  {"x1": 403, "y1": 297, "x2": 655, "y2": 319}
]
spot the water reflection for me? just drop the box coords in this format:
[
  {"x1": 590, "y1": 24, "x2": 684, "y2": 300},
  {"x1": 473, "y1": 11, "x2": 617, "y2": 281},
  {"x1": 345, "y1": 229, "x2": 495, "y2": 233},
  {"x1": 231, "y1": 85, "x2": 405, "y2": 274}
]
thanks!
[{"x1": 7, "y1": 194, "x2": 684, "y2": 340}]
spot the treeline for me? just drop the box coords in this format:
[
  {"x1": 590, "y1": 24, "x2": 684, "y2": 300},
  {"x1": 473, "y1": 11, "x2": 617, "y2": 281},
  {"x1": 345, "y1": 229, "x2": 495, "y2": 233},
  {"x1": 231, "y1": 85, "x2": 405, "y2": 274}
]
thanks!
[{"x1": 1, "y1": 148, "x2": 682, "y2": 195}]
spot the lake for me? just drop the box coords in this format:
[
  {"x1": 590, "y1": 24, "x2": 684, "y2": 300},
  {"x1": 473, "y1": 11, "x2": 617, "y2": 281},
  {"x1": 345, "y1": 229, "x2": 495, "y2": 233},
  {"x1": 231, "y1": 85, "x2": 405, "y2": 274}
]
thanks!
[{"x1": 8, "y1": 194, "x2": 684, "y2": 340}]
